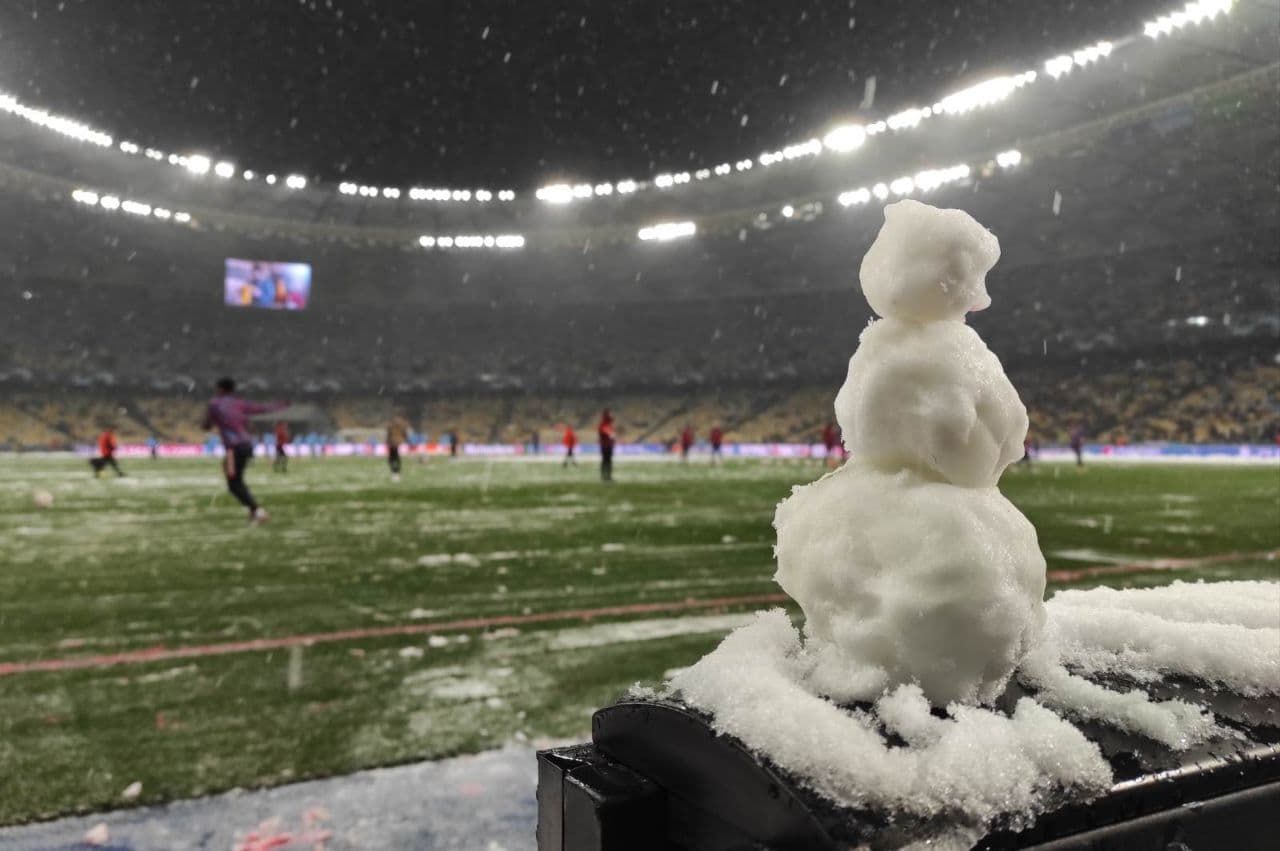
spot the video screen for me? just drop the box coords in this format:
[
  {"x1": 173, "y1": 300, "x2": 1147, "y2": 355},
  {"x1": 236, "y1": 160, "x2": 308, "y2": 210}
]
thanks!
[{"x1": 224, "y1": 258, "x2": 312, "y2": 310}]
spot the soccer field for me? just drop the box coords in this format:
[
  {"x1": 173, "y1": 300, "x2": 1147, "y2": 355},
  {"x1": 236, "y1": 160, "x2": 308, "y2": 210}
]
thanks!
[{"x1": 0, "y1": 454, "x2": 1277, "y2": 826}]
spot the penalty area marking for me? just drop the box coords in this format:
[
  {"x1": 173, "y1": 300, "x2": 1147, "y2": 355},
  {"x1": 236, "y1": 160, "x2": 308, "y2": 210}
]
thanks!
[{"x1": 2, "y1": 549, "x2": 1275, "y2": 678}]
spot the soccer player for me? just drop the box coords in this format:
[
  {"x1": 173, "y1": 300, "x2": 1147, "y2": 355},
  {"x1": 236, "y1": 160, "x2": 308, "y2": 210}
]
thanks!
[
  {"x1": 273, "y1": 420, "x2": 291, "y2": 473},
  {"x1": 202, "y1": 377, "x2": 286, "y2": 524},
  {"x1": 447, "y1": 430, "x2": 459, "y2": 458},
  {"x1": 562, "y1": 424, "x2": 578, "y2": 467},
  {"x1": 1069, "y1": 424, "x2": 1086, "y2": 468},
  {"x1": 89, "y1": 427, "x2": 125, "y2": 478},
  {"x1": 598, "y1": 409, "x2": 616, "y2": 482},
  {"x1": 679, "y1": 425, "x2": 694, "y2": 463},
  {"x1": 822, "y1": 421, "x2": 841, "y2": 468},
  {"x1": 387, "y1": 414, "x2": 410, "y2": 481},
  {"x1": 709, "y1": 425, "x2": 724, "y2": 465}
]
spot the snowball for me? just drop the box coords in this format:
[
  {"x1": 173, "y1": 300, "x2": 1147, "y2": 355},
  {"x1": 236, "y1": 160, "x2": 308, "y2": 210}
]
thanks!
[
  {"x1": 668, "y1": 611, "x2": 1111, "y2": 827},
  {"x1": 860, "y1": 200, "x2": 1000, "y2": 323},
  {"x1": 834, "y1": 318, "x2": 1028, "y2": 486},
  {"x1": 775, "y1": 463, "x2": 1046, "y2": 705}
]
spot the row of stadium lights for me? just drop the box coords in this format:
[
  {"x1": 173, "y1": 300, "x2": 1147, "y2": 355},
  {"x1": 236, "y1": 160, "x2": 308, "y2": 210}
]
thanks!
[
  {"x1": 70, "y1": 188, "x2": 192, "y2": 224},
  {"x1": 533, "y1": 0, "x2": 1232, "y2": 204},
  {"x1": 417, "y1": 234, "x2": 526, "y2": 249},
  {"x1": 11, "y1": 0, "x2": 1229, "y2": 212},
  {"x1": 60, "y1": 144, "x2": 1025, "y2": 246},
  {"x1": 640, "y1": 148, "x2": 1025, "y2": 244}
]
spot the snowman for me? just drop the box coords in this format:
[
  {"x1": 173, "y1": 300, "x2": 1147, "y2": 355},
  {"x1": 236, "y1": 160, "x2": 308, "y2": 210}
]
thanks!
[{"x1": 774, "y1": 199, "x2": 1046, "y2": 706}]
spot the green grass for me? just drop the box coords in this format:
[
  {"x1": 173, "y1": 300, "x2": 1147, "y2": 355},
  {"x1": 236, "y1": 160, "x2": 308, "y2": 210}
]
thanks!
[{"x1": 0, "y1": 455, "x2": 1276, "y2": 825}]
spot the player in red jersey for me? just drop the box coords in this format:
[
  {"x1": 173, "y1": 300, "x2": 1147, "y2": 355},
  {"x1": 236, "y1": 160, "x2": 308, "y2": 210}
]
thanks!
[
  {"x1": 679, "y1": 425, "x2": 695, "y2": 463},
  {"x1": 821, "y1": 421, "x2": 843, "y2": 468},
  {"x1": 89, "y1": 428, "x2": 125, "y2": 478},
  {"x1": 709, "y1": 425, "x2": 724, "y2": 465},
  {"x1": 598, "y1": 409, "x2": 616, "y2": 482},
  {"x1": 562, "y1": 424, "x2": 578, "y2": 467},
  {"x1": 273, "y1": 420, "x2": 291, "y2": 473}
]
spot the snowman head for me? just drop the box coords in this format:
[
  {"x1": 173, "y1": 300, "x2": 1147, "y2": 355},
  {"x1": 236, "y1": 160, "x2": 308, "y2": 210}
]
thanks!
[{"x1": 859, "y1": 199, "x2": 1001, "y2": 323}]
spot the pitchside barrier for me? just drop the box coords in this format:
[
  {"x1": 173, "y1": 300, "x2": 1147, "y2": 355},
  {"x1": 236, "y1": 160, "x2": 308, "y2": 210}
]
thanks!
[{"x1": 57, "y1": 441, "x2": 1280, "y2": 461}]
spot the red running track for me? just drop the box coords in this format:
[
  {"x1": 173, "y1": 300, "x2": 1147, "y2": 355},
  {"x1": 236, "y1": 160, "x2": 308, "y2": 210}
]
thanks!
[{"x1": 2, "y1": 549, "x2": 1274, "y2": 678}]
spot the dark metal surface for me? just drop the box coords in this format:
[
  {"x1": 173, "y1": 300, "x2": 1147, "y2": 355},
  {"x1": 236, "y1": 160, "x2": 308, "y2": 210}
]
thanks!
[{"x1": 539, "y1": 676, "x2": 1280, "y2": 850}]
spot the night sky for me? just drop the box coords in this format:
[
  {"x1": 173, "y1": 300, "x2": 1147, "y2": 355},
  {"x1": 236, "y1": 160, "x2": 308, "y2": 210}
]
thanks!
[{"x1": 0, "y1": 0, "x2": 1171, "y2": 187}]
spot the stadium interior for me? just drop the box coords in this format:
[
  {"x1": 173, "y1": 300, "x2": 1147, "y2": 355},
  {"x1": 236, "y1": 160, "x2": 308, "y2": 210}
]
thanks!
[
  {"x1": 1, "y1": 1, "x2": 1275, "y2": 451},
  {"x1": 1, "y1": 1, "x2": 1278, "y2": 846}
]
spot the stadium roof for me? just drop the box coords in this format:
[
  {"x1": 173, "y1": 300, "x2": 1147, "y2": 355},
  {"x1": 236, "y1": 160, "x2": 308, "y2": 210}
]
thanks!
[{"x1": 0, "y1": 0, "x2": 1175, "y2": 189}]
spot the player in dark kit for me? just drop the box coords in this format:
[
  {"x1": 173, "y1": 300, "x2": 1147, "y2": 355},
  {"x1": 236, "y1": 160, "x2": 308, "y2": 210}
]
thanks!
[
  {"x1": 1070, "y1": 424, "x2": 1087, "y2": 467},
  {"x1": 202, "y1": 378, "x2": 286, "y2": 524},
  {"x1": 89, "y1": 428, "x2": 125, "y2": 477},
  {"x1": 709, "y1": 426, "x2": 724, "y2": 465},
  {"x1": 598, "y1": 409, "x2": 616, "y2": 482},
  {"x1": 387, "y1": 415, "x2": 409, "y2": 481},
  {"x1": 273, "y1": 420, "x2": 291, "y2": 473}
]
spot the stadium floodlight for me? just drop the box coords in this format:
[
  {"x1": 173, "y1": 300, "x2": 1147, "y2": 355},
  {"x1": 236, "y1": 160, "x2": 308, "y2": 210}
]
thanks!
[
  {"x1": 887, "y1": 108, "x2": 925, "y2": 131},
  {"x1": 735, "y1": 159, "x2": 753, "y2": 171},
  {"x1": 615, "y1": 180, "x2": 638, "y2": 194},
  {"x1": 119, "y1": 141, "x2": 140, "y2": 154},
  {"x1": 173, "y1": 211, "x2": 191, "y2": 223},
  {"x1": 498, "y1": 189, "x2": 517, "y2": 200},
  {"x1": 536, "y1": 183, "x2": 575, "y2": 203},
  {"x1": 71, "y1": 189, "x2": 99, "y2": 205},
  {"x1": 1185, "y1": 315, "x2": 1210, "y2": 326},
  {"x1": 781, "y1": 204, "x2": 795, "y2": 218},
  {"x1": 594, "y1": 183, "x2": 614, "y2": 196},
  {"x1": 872, "y1": 183, "x2": 890, "y2": 200},
  {"x1": 996, "y1": 149, "x2": 1023, "y2": 168},
  {"x1": 637, "y1": 221, "x2": 696, "y2": 242},
  {"x1": 382, "y1": 187, "x2": 400, "y2": 199},
  {"x1": 144, "y1": 148, "x2": 164, "y2": 160},
  {"x1": 837, "y1": 188, "x2": 872, "y2": 207},
  {"x1": 936, "y1": 76, "x2": 1021, "y2": 116},
  {"x1": 340, "y1": 182, "x2": 358, "y2": 195},
  {"x1": 437, "y1": 236, "x2": 454, "y2": 248},
  {"x1": 495, "y1": 235, "x2": 525, "y2": 248},
  {"x1": 694, "y1": 169, "x2": 711, "y2": 180},
  {"x1": 890, "y1": 177, "x2": 915, "y2": 196},
  {"x1": 184, "y1": 155, "x2": 211, "y2": 176},
  {"x1": 476, "y1": 189, "x2": 493, "y2": 201},
  {"x1": 265, "y1": 174, "x2": 277, "y2": 185},
  {"x1": 418, "y1": 235, "x2": 436, "y2": 247},
  {"x1": 1146, "y1": 1, "x2": 1233, "y2": 37},
  {"x1": 822, "y1": 124, "x2": 866, "y2": 153},
  {"x1": 214, "y1": 161, "x2": 235, "y2": 178},
  {"x1": 285, "y1": 174, "x2": 307, "y2": 189},
  {"x1": 654, "y1": 174, "x2": 675, "y2": 188},
  {"x1": 714, "y1": 163, "x2": 732, "y2": 176},
  {"x1": 99, "y1": 195, "x2": 121, "y2": 210},
  {"x1": 153, "y1": 207, "x2": 172, "y2": 220},
  {"x1": 243, "y1": 169, "x2": 256, "y2": 180},
  {"x1": 121, "y1": 200, "x2": 152, "y2": 216}
]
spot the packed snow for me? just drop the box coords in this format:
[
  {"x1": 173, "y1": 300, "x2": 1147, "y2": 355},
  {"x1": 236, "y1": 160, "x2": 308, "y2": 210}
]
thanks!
[
  {"x1": 667, "y1": 201, "x2": 1277, "y2": 842},
  {"x1": 777, "y1": 199, "x2": 1043, "y2": 707}
]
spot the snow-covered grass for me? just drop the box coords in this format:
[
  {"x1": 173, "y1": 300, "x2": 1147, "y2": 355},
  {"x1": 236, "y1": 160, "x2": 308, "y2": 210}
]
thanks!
[{"x1": 0, "y1": 456, "x2": 1275, "y2": 826}]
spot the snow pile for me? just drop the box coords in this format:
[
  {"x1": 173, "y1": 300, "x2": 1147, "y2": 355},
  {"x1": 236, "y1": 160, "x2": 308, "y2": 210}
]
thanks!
[
  {"x1": 668, "y1": 611, "x2": 1111, "y2": 827},
  {"x1": 776, "y1": 199, "x2": 1043, "y2": 706},
  {"x1": 1044, "y1": 581, "x2": 1280, "y2": 698}
]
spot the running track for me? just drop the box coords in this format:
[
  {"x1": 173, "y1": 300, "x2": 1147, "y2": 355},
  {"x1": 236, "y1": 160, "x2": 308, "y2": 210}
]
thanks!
[{"x1": 2, "y1": 549, "x2": 1275, "y2": 678}]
